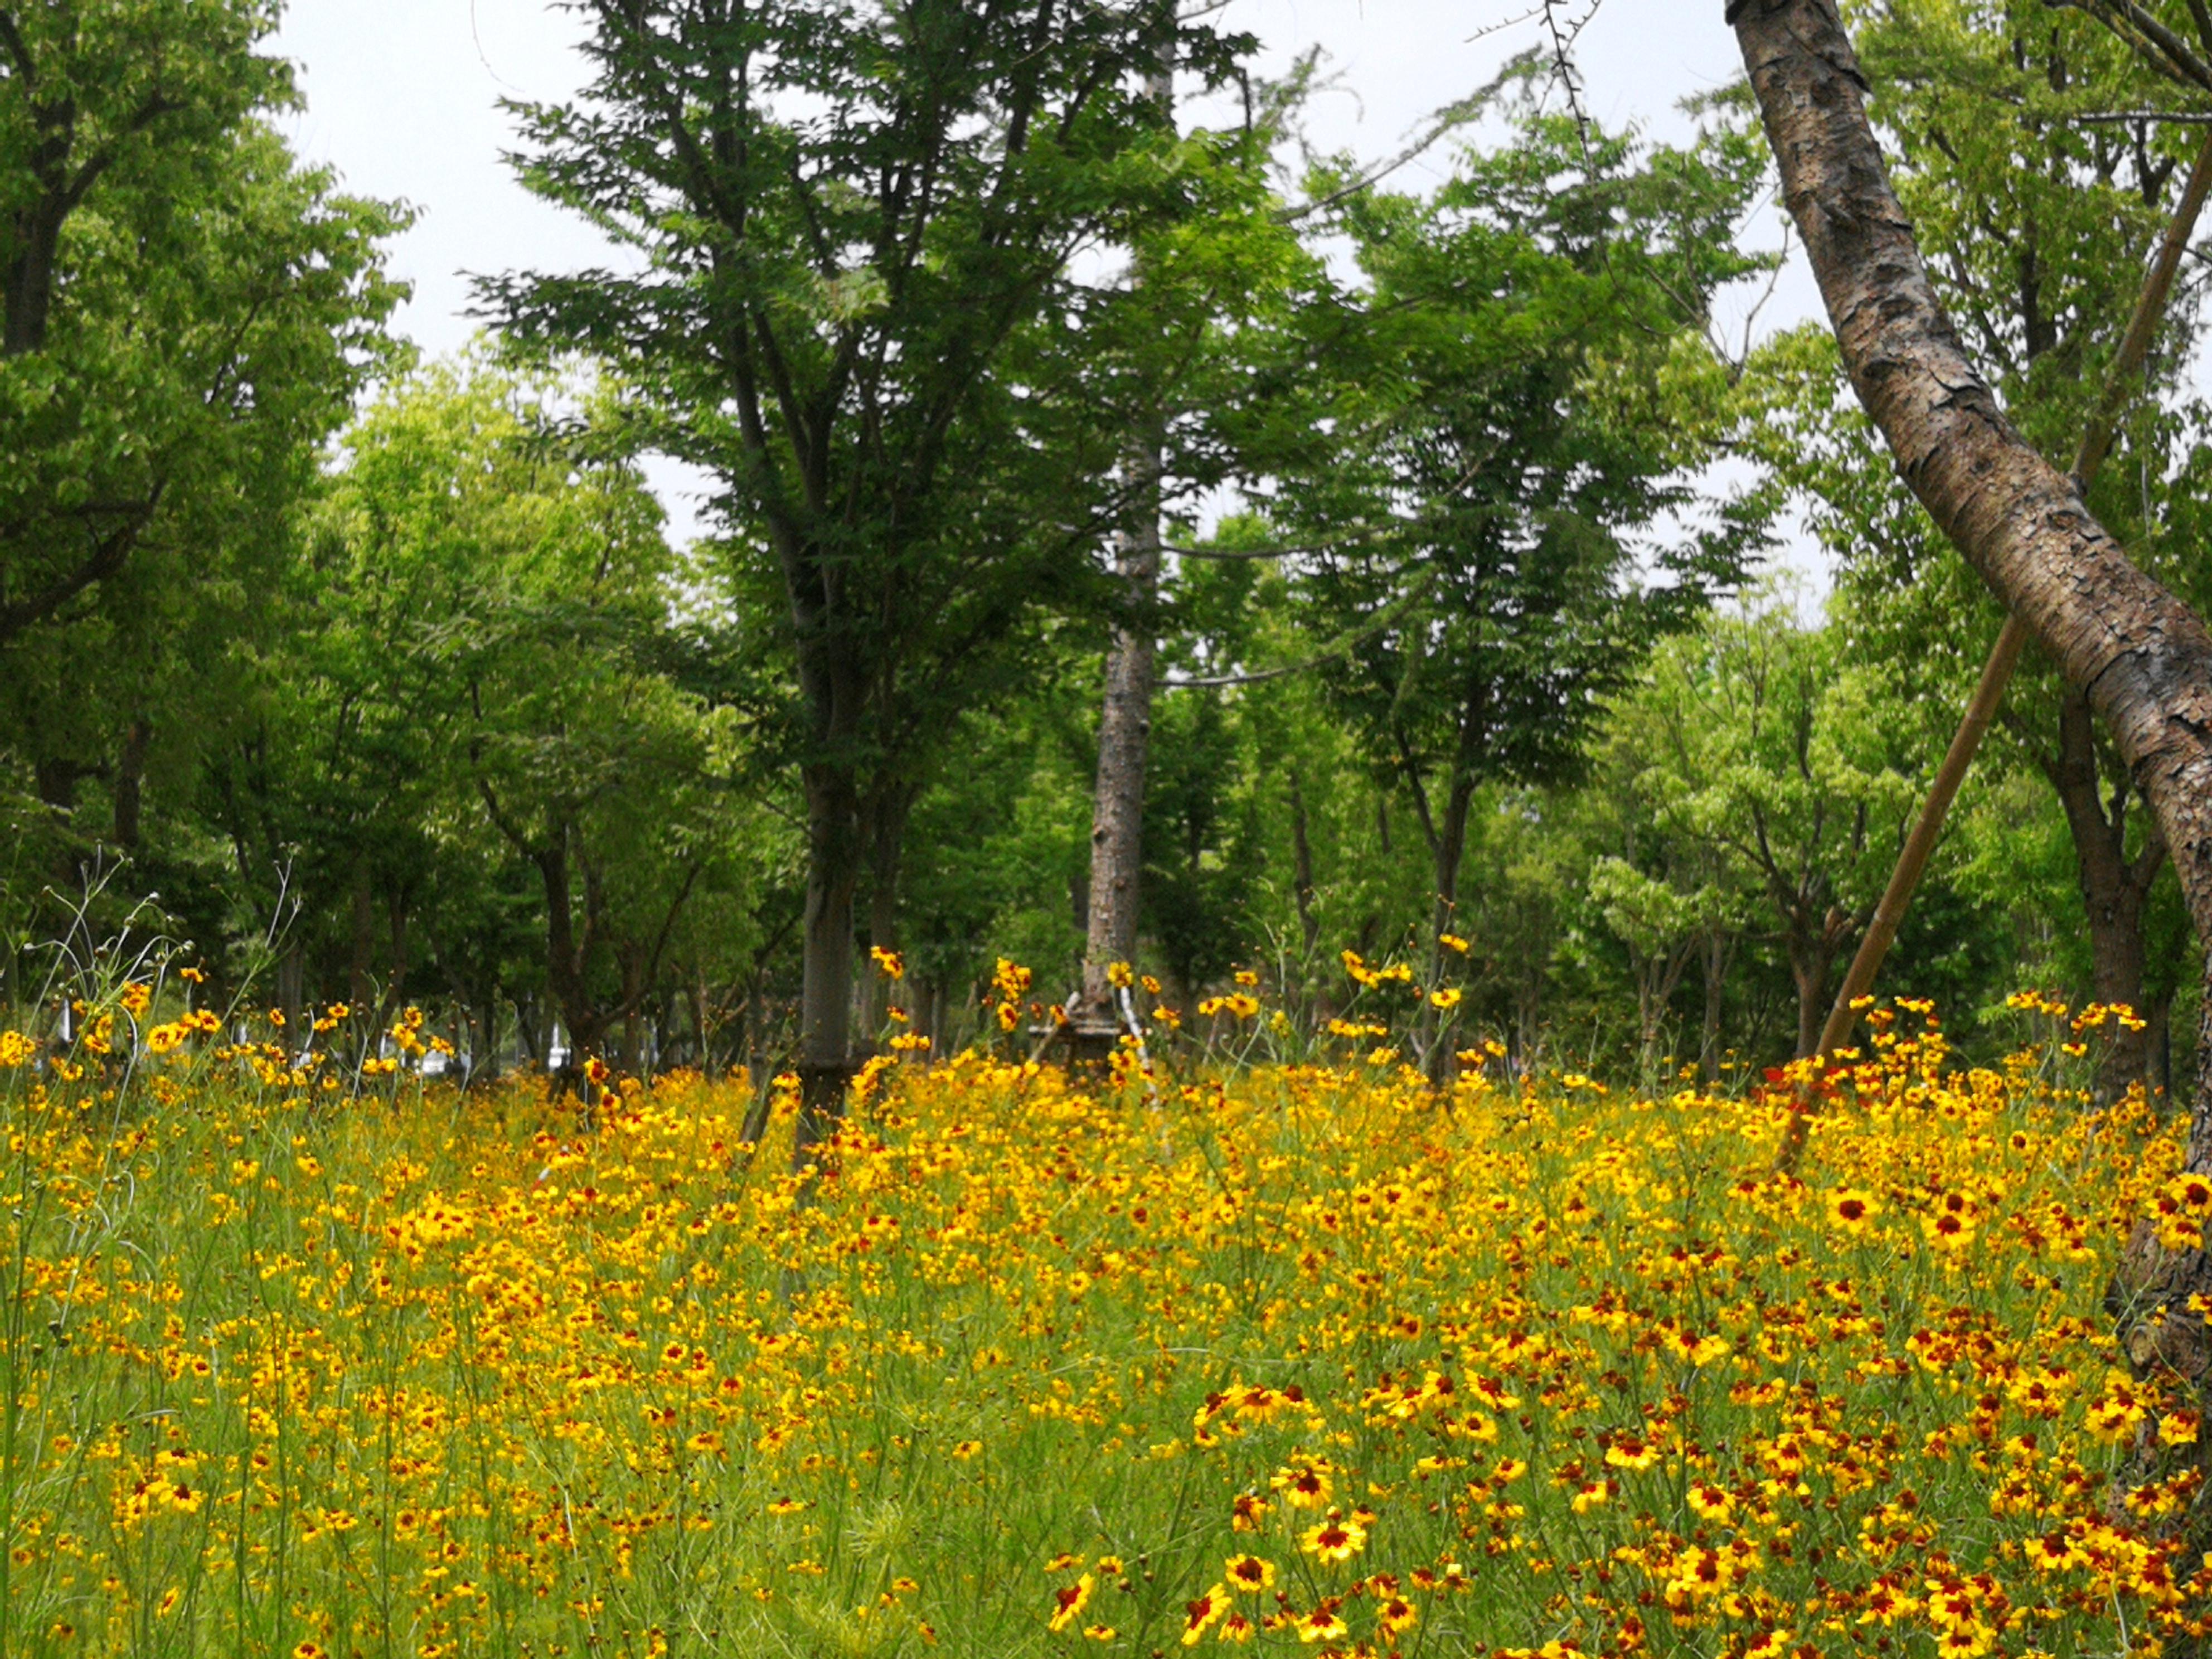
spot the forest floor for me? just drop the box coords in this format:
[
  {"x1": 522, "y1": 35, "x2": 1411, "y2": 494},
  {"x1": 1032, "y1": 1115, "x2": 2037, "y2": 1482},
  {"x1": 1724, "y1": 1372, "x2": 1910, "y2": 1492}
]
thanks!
[{"x1": 0, "y1": 1003, "x2": 2202, "y2": 1658}]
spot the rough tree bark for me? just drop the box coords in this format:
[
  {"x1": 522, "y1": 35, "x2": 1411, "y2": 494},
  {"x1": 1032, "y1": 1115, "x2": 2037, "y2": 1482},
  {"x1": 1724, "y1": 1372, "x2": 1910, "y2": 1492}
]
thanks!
[
  {"x1": 793, "y1": 761, "x2": 862, "y2": 1161},
  {"x1": 1078, "y1": 441, "x2": 1163, "y2": 1031},
  {"x1": 1730, "y1": 0, "x2": 2212, "y2": 1378}
]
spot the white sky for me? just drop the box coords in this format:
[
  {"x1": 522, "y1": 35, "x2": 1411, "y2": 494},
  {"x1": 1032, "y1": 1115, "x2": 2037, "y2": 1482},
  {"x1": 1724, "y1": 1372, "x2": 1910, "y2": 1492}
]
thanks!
[{"x1": 270, "y1": 0, "x2": 1825, "y2": 560}]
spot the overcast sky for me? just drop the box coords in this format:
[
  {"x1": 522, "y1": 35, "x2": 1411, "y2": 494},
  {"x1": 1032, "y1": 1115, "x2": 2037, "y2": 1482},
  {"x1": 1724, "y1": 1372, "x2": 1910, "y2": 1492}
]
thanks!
[{"x1": 269, "y1": 0, "x2": 1824, "y2": 558}]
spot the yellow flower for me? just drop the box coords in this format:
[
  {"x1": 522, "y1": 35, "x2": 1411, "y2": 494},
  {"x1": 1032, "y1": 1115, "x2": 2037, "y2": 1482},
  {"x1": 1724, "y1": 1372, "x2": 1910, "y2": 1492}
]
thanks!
[
  {"x1": 1224, "y1": 1554, "x2": 1274, "y2": 1594},
  {"x1": 1049, "y1": 1575, "x2": 1095, "y2": 1633},
  {"x1": 1825, "y1": 1187, "x2": 1878, "y2": 1231},
  {"x1": 1297, "y1": 1607, "x2": 1347, "y2": 1644},
  {"x1": 1298, "y1": 1517, "x2": 1365, "y2": 1565},
  {"x1": 1180, "y1": 1585, "x2": 1228, "y2": 1646}
]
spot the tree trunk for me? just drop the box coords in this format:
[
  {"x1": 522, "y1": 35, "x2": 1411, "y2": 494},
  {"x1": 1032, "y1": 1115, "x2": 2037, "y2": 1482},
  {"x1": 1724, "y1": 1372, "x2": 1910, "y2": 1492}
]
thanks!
[
  {"x1": 860, "y1": 788, "x2": 913, "y2": 1046},
  {"x1": 1730, "y1": 0, "x2": 2212, "y2": 1380},
  {"x1": 1789, "y1": 925, "x2": 1836, "y2": 1062},
  {"x1": 1079, "y1": 440, "x2": 1163, "y2": 1024},
  {"x1": 1419, "y1": 778, "x2": 1477, "y2": 1084},
  {"x1": 794, "y1": 762, "x2": 862, "y2": 1166},
  {"x1": 1078, "y1": 46, "x2": 1172, "y2": 1031},
  {"x1": 534, "y1": 835, "x2": 604, "y2": 1097},
  {"x1": 1288, "y1": 768, "x2": 1321, "y2": 958},
  {"x1": 1700, "y1": 929, "x2": 1732, "y2": 1083},
  {"x1": 348, "y1": 866, "x2": 376, "y2": 1056},
  {"x1": 474, "y1": 987, "x2": 502, "y2": 1086},
  {"x1": 113, "y1": 717, "x2": 149, "y2": 850},
  {"x1": 2050, "y1": 687, "x2": 2164, "y2": 1099},
  {"x1": 382, "y1": 890, "x2": 410, "y2": 1040}
]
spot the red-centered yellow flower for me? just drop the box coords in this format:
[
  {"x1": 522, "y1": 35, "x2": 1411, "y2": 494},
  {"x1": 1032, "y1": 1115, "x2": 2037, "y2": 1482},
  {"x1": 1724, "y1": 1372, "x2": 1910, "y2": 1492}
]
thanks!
[
  {"x1": 1429, "y1": 987, "x2": 1461, "y2": 1010},
  {"x1": 1297, "y1": 1606, "x2": 1348, "y2": 1644},
  {"x1": 1181, "y1": 1585, "x2": 1228, "y2": 1646},
  {"x1": 1231, "y1": 1492, "x2": 1270, "y2": 1531},
  {"x1": 2026, "y1": 1532, "x2": 2088, "y2": 1573},
  {"x1": 1049, "y1": 1575, "x2": 1095, "y2": 1633},
  {"x1": 1934, "y1": 1622, "x2": 1995, "y2": 1658},
  {"x1": 1299, "y1": 1517, "x2": 1365, "y2": 1565},
  {"x1": 1686, "y1": 1483, "x2": 1735, "y2": 1524},
  {"x1": 1378, "y1": 1595, "x2": 1417, "y2": 1634},
  {"x1": 1273, "y1": 1463, "x2": 1331, "y2": 1509},
  {"x1": 1225, "y1": 1554, "x2": 1274, "y2": 1594},
  {"x1": 1922, "y1": 1207, "x2": 1976, "y2": 1249},
  {"x1": 1604, "y1": 1434, "x2": 1660, "y2": 1472},
  {"x1": 1217, "y1": 1613, "x2": 1254, "y2": 1643},
  {"x1": 1826, "y1": 1187, "x2": 1878, "y2": 1231}
]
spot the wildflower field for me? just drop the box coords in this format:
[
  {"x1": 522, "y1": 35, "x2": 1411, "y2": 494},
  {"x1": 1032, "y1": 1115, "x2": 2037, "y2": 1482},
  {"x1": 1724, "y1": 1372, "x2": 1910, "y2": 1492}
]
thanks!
[{"x1": 1, "y1": 1000, "x2": 2208, "y2": 1659}]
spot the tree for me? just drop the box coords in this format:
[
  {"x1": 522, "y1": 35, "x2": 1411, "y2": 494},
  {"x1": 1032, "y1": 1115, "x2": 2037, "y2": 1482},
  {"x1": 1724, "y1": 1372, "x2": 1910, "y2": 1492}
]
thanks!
[
  {"x1": 1602, "y1": 601, "x2": 1923, "y2": 1059},
  {"x1": 1744, "y1": 0, "x2": 2212, "y2": 1095},
  {"x1": 1279, "y1": 104, "x2": 1772, "y2": 1071},
  {"x1": 1726, "y1": 0, "x2": 2212, "y2": 1379},
  {"x1": 0, "y1": 0, "x2": 404, "y2": 950},
  {"x1": 487, "y1": 0, "x2": 1260, "y2": 1148},
  {"x1": 0, "y1": 0, "x2": 402, "y2": 647},
  {"x1": 308, "y1": 360, "x2": 731, "y2": 1093}
]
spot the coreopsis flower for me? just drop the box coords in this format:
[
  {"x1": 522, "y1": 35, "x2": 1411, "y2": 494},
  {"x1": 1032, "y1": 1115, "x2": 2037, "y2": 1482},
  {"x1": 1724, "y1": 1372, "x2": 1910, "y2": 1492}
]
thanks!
[
  {"x1": 1224, "y1": 1555, "x2": 1273, "y2": 1594},
  {"x1": 1180, "y1": 1585, "x2": 1228, "y2": 1646},
  {"x1": 1049, "y1": 1575, "x2": 1094, "y2": 1633},
  {"x1": 1299, "y1": 1517, "x2": 1365, "y2": 1565},
  {"x1": 1296, "y1": 1605, "x2": 1347, "y2": 1644},
  {"x1": 1272, "y1": 1461, "x2": 1331, "y2": 1509},
  {"x1": 1686, "y1": 1483, "x2": 1736, "y2": 1524},
  {"x1": 1826, "y1": 1187, "x2": 1878, "y2": 1231}
]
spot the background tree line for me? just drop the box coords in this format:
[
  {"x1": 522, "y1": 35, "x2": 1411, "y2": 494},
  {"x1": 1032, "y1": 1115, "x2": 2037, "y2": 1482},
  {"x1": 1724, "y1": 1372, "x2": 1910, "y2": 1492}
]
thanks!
[{"x1": 3, "y1": 0, "x2": 2205, "y2": 1103}]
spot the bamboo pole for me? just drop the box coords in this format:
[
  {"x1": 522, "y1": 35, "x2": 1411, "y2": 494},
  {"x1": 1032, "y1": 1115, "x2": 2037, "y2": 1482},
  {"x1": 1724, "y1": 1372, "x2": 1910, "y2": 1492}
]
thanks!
[{"x1": 1773, "y1": 125, "x2": 2212, "y2": 1175}]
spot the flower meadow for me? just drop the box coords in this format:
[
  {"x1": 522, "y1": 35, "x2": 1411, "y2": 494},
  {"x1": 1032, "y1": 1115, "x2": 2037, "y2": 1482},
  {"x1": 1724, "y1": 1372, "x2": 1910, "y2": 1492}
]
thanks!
[{"x1": 0, "y1": 996, "x2": 2208, "y2": 1659}]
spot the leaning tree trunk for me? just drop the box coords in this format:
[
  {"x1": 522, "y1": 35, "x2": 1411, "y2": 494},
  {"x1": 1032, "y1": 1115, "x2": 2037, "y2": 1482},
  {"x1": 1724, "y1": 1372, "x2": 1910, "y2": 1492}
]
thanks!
[{"x1": 1730, "y1": 0, "x2": 2212, "y2": 1379}]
